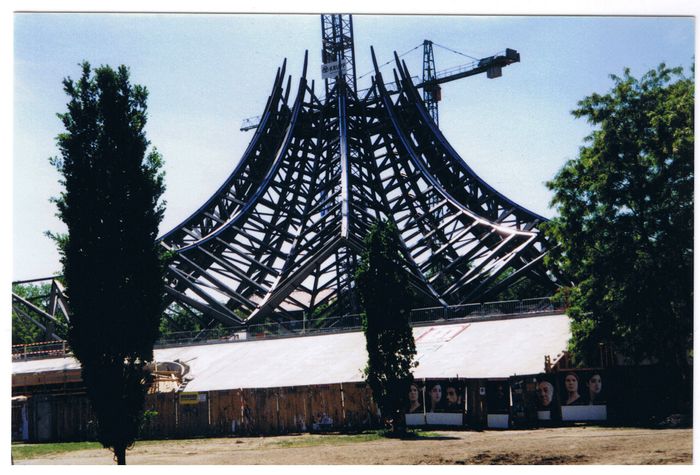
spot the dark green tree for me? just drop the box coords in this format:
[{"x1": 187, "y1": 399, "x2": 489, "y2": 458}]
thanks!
[
  {"x1": 356, "y1": 220, "x2": 417, "y2": 436},
  {"x1": 50, "y1": 62, "x2": 166, "y2": 464},
  {"x1": 544, "y1": 64, "x2": 693, "y2": 385}
]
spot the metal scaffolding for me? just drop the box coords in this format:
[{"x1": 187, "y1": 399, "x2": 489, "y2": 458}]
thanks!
[{"x1": 158, "y1": 37, "x2": 556, "y2": 328}]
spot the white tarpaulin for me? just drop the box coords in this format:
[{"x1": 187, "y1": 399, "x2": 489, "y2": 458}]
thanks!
[{"x1": 13, "y1": 313, "x2": 570, "y2": 392}]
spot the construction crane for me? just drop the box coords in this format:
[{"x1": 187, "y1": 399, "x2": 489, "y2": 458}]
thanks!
[
  {"x1": 419, "y1": 40, "x2": 520, "y2": 126},
  {"x1": 240, "y1": 17, "x2": 520, "y2": 131},
  {"x1": 240, "y1": 115, "x2": 261, "y2": 132}
]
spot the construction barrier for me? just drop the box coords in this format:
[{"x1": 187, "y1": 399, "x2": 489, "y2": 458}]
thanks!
[{"x1": 12, "y1": 366, "x2": 686, "y2": 443}]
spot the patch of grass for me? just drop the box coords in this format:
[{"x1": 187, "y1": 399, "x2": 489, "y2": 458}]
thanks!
[
  {"x1": 11, "y1": 430, "x2": 447, "y2": 459},
  {"x1": 271, "y1": 429, "x2": 443, "y2": 448},
  {"x1": 273, "y1": 432, "x2": 383, "y2": 448},
  {"x1": 12, "y1": 441, "x2": 103, "y2": 460}
]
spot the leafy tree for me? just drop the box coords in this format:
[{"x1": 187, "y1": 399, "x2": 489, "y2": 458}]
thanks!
[
  {"x1": 490, "y1": 268, "x2": 553, "y2": 302},
  {"x1": 159, "y1": 306, "x2": 230, "y2": 339},
  {"x1": 12, "y1": 283, "x2": 52, "y2": 344},
  {"x1": 159, "y1": 307, "x2": 205, "y2": 336},
  {"x1": 544, "y1": 64, "x2": 693, "y2": 386},
  {"x1": 356, "y1": 220, "x2": 418, "y2": 436},
  {"x1": 49, "y1": 62, "x2": 166, "y2": 464}
]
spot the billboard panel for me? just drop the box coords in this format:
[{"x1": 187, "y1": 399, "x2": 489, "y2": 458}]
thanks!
[
  {"x1": 509, "y1": 376, "x2": 538, "y2": 427},
  {"x1": 407, "y1": 379, "x2": 465, "y2": 426},
  {"x1": 535, "y1": 374, "x2": 560, "y2": 423},
  {"x1": 486, "y1": 380, "x2": 510, "y2": 415},
  {"x1": 425, "y1": 379, "x2": 465, "y2": 414},
  {"x1": 560, "y1": 370, "x2": 607, "y2": 421}
]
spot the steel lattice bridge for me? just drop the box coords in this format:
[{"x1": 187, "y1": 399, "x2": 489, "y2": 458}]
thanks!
[{"x1": 13, "y1": 15, "x2": 558, "y2": 335}]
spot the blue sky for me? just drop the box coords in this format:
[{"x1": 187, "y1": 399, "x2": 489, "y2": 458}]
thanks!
[{"x1": 12, "y1": 12, "x2": 695, "y2": 280}]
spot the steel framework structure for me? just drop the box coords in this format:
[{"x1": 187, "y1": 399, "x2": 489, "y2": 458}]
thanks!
[
  {"x1": 157, "y1": 22, "x2": 556, "y2": 329},
  {"x1": 12, "y1": 16, "x2": 556, "y2": 334}
]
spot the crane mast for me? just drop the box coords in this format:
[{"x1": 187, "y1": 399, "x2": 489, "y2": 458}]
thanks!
[
  {"x1": 321, "y1": 14, "x2": 357, "y2": 96},
  {"x1": 422, "y1": 40, "x2": 440, "y2": 127}
]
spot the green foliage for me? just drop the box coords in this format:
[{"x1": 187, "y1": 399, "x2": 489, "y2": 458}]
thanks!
[
  {"x1": 544, "y1": 64, "x2": 693, "y2": 373},
  {"x1": 490, "y1": 268, "x2": 552, "y2": 302},
  {"x1": 159, "y1": 307, "x2": 228, "y2": 338},
  {"x1": 305, "y1": 299, "x2": 335, "y2": 329},
  {"x1": 356, "y1": 220, "x2": 417, "y2": 435},
  {"x1": 159, "y1": 307, "x2": 204, "y2": 335},
  {"x1": 49, "y1": 62, "x2": 166, "y2": 464},
  {"x1": 138, "y1": 409, "x2": 159, "y2": 435},
  {"x1": 12, "y1": 283, "x2": 52, "y2": 344}
]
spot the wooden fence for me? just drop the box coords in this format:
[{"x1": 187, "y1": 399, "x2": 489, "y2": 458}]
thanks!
[
  {"x1": 13, "y1": 366, "x2": 683, "y2": 443},
  {"x1": 13, "y1": 393, "x2": 96, "y2": 442},
  {"x1": 138, "y1": 383, "x2": 379, "y2": 440}
]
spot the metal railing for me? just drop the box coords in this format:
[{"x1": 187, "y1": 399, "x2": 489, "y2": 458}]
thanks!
[
  {"x1": 154, "y1": 296, "x2": 562, "y2": 348},
  {"x1": 410, "y1": 297, "x2": 562, "y2": 324},
  {"x1": 12, "y1": 297, "x2": 564, "y2": 358},
  {"x1": 12, "y1": 340, "x2": 69, "y2": 361},
  {"x1": 154, "y1": 313, "x2": 365, "y2": 348}
]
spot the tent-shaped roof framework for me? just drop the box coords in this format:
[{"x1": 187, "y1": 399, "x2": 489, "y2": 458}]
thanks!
[{"x1": 158, "y1": 43, "x2": 556, "y2": 328}]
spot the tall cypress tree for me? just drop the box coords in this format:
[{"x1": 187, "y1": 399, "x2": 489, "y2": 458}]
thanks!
[
  {"x1": 50, "y1": 62, "x2": 165, "y2": 464},
  {"x1": 356, "y1": 220, "x2": 417, "y2": 436}
]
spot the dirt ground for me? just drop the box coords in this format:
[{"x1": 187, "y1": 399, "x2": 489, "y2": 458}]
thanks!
[{"x1": 15, "y1": 426, "x2": 693, "y2": 465}]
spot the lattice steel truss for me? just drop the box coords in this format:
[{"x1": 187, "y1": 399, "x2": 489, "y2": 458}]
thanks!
[
  {"x1": 158, "y1": 42, "x2": 557, "y2": 329},
  {"x1": 11, "y1": 278, "x2": 70, "y2": 341}
]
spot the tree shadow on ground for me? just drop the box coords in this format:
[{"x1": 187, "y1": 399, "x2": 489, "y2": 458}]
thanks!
[{"x1": 384, "y1": 432, "x2": 460, "y2": 441}]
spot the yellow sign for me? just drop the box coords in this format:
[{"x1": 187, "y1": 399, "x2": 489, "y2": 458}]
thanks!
[{"x1": 179, "y1": 392, "x2": 200, "y2": 405}]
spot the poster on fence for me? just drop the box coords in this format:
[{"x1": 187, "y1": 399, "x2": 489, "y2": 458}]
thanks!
[
  {"x1": 405, "y1": 381, "x2": 426, "y2": 426},
  {"x1": 535, "y1": 374, "x2": 560, "y2": 423},
  {"x1": 559, "y1": 370, "x2": 607, "y2": 421},
  {"x1": 425, "y1": 379, "x2": 465, "y2": 425},
  {"x1": 509, "y1": 376, "x2": 539, "y2": 427},
  {"x1": 406, "y1": 379, "x2": 465, "y2": 426},
  {"x1": 486, "y1": 380, "x2": 510, "y2": 414},
  {"x1": 486, "y1": 379, "x2": 510, "y2": 428}
]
